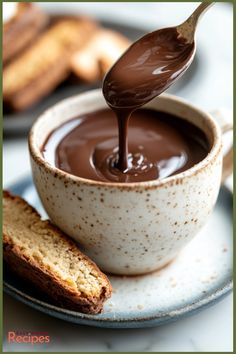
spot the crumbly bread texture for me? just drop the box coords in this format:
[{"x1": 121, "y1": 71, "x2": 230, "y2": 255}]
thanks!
[
  {"x1": 3, "y1": 16, "x2": 97, "y2": 111},
  {"x1": 71, "y1": 29, "x2": 131, "y2": 82},
  {"x1": 3, "y1": 2, "x2": 49, "y2": 64},
  {"x1": 3, "y1": 191, "x2": 112, "y2": 314}
]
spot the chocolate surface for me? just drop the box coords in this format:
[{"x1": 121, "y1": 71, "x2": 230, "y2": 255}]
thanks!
[
  {"x1": 103, "y1": 27, "x2": 195, "y2": 170},
  {"x1": 42, "y1": 108, "x2": 209, "y2": 183}
]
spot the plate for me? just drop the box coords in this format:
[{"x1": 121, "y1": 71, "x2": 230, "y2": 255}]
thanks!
[
  {"x1": 3, "y1": 20, "x2": 200, "y2": 136},
  {"x1": 4, "y1": 177, "x2": 233, "y2": 328}
]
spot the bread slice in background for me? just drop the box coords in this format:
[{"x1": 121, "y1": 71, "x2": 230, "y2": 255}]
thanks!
[
  {"x1": 3, "y1": 16, "x2": 97, "y2": 112},
  {"x1": 71, "y1": 29, "x2": 131, "y2": 82},
  {"x1": 3, "y1": 2, "x2": 49, "y2": 65},
  {"x1": 3, "y1": 191, "x2": 112, "y2": 314}
]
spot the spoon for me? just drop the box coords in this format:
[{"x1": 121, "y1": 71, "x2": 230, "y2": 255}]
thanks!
[{"x1": 103, "y1": 2, "x2": 215, "y2": 110}]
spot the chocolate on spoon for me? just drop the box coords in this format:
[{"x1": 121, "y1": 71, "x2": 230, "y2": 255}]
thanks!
[
  {"x1": 103, "y1": 2, "x2": 215, "y2": 110},
  {"x1": 102, "y1": 2, "x2": 215, "y2": 172}
]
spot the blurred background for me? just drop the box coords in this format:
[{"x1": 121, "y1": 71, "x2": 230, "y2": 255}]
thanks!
[
  {"x1": 3, "y1": 2, "x2": 233, "y2": 132},
  {"x1": 3, "y1": 2, "x2": 233, "y2": 352}
]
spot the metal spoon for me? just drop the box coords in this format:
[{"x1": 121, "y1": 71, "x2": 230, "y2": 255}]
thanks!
[
  {"x1": 177, "y1": 2, "x2": 215, "y2": 43},
  {"x1": 103, "y1": 2, "x2": 215, "y2": 110}
]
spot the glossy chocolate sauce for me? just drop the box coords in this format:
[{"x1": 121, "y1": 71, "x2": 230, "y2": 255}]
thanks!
[
  {"x1": 103, "y1": 27, "x2": 195, "y2": 171},
  {"x1": 42, "y1": 27, "x2": 201, "y2": 183},
  {"x1": 42, "y1": 109, "x2": 209, "y2": 183}
]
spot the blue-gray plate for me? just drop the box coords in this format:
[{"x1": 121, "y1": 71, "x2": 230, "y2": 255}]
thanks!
[{"x1": 3, "y1": 177, "x2": 233, "y2": 328}]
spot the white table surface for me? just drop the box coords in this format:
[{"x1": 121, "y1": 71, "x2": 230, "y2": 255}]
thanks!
[{"x1": 3, "y1": 2, "x2": 233, "y2": 352}]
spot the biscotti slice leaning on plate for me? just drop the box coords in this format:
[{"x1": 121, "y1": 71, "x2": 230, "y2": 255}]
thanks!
[{"x1": 3, "y1": 191, "x2": 112, "y2": 314}]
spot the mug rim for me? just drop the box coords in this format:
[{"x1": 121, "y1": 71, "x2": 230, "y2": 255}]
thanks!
[{"x1": 29, "y1": 90, "x2": 222, "y2": 189}]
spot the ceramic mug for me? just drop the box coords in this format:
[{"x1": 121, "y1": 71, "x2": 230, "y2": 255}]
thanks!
[{"x1": 29, "y1": 90, "x2": 233, "y2": 275}]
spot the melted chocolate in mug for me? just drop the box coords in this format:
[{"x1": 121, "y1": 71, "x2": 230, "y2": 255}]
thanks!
[
  {"x1": 42, "y1": 109, "x2": 209, "y2": 183},
  {"x1": 103, "y1": 27, "x2": 195, "y2": 171},
  {"x1": 42, "y1": 27, "x2": 201, "y2": 183}
]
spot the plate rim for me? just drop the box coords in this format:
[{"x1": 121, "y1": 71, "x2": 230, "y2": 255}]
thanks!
[
  {"x1": 4, "y1": 279, "x2": 233, "y2": 325},
  {"x1": 3, "y1": 176, "x2": 233, "y2": 327}
]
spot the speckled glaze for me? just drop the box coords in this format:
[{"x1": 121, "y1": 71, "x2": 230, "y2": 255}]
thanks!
[{"x1": 29, "y1": 90, "x2": 225, "y2": 275}]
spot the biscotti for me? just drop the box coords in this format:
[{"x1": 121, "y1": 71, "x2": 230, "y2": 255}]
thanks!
[
  {"x1": 3, "y1": 191, "x2": 112, "y2": 314},
  {"x1": 3, "y1": 2, "x2": 48, "y2": 64},
  {"x1": 3, "y1": 16, "x2": 97, "y2": 111},
  {"x1": 71, "y1": 29, "x2": 131, "y2": 82}
]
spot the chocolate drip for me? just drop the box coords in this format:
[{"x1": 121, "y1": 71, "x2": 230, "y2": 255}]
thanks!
[
  {"x1": 42, "y1": 109, "x2": 209, "y2": 183},
  {"x1": 103, "y1": 27, "x2": 195, "y2": 172}
]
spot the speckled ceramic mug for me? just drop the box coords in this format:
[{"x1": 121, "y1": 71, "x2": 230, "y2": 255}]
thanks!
[{"x1": 29, "y1": 90, "x2": 233, "y2": 275}]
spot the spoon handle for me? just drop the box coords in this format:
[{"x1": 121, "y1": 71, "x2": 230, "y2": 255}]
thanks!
[
  {"x1": 178, "y1": 2, "x2": 215, "y2": 43},
  {"x1": 188, "y1": 2, "x2": 215, "y2": 25}
]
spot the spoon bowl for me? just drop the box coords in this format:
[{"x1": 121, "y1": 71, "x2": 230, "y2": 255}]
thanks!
[{"x1": 103, "y1": 2, "x2": 214, "y2": 110}]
